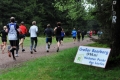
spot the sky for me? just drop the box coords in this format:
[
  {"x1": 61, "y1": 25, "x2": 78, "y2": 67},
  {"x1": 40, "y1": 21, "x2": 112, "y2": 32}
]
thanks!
[{"x1": 82, "y1": 0, "x2": 95, "y2": 12}]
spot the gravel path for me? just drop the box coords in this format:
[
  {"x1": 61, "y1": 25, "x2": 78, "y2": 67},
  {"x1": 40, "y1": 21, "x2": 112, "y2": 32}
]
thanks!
[{"x1": 0, "y1": 37, "x2": 97, "y2": 70}]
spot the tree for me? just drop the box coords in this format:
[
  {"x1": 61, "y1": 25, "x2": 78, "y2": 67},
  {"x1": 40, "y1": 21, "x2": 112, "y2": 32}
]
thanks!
[{"x1": 110, "y1": 0, "x2": 120, "y2": 58}]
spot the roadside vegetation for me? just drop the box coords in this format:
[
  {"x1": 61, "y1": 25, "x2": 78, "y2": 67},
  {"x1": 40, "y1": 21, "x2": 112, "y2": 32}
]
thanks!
[
  {"x1": 0, "y1": 42, "x2": 119, "y2": 80},
  {"x1": 0, "y1": 37, "x2": 74, "y2": 47}
]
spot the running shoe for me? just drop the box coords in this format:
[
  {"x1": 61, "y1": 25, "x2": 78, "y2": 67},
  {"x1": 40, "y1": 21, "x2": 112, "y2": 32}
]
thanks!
[
  {"x1": 15, "y1": 54, "x2": 19, "y2": 57},
  {"x1": 8, "y1": 50, "x2": 11, "y2": 57},
  {"x1": 47, "y1": 50, "x2": 49, "y2": 52},
  {"x1": 30, "y1": 51, "x2": 33, "y2": 54},
  {"x1": 33, "y1": 49, "x2": 37, "y2": 52},
  {"x1": 22, "y1": 49, "x2": 25, "y2": 52},
  {"x1": 13, "y1": 57, "x2": 16, "y2": 61},
  {"x1": 57, "y1": 47, "x2": 59, "y2": 52}
]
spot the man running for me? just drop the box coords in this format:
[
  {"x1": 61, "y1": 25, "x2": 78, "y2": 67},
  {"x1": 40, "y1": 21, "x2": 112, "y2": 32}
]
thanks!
[
  {"x1": 61, "y1": 29, "x2": 65, "y2": 45},
  {"x1": 54, "y1": 22, "x2": 62, "y2": 52},
  {"x1": 71, "y1": 28, "x2": 77, "y2": 44},
  {"x1": 29, "y1": 21, "x2": 38, "y2": 54},
  {"x1": 19, "y1": 21, "x2": 27, "y2": 52},
  {"x1": 44, "y1": 24, "x2": 53, "y2": 52},
  {"x1": 77, "y1": 28, "x2": 81, "y2": 42},
  {"x1": 6, "y1": 17, "x2": 19, "y2": 60}
]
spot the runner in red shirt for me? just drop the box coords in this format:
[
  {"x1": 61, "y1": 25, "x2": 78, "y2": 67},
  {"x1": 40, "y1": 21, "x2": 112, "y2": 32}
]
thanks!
[
  {"x1": 19, "y1": 21, "x2": 27, "y2": 52},
  {"x1": 89, "y1": 30, "x2": 93, "y2": 38}
]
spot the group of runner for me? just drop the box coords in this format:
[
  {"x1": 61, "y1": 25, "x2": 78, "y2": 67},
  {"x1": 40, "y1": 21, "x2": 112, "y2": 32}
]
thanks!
[
  {"x1": 44, "y1": 22, "x2": 65, "y2": 52},
  {"x1": 1, "y1": 17, "x2": 28, "y2": 60},
  {"x1": 0, "y1": 17, "x2": 37, "y2": 60},
  {"x1": 0, "y1": 17, "x2": 66, "y2": 60},
  {"x1": 71, "y1": 28, "x2": 85, "y2": 43}
]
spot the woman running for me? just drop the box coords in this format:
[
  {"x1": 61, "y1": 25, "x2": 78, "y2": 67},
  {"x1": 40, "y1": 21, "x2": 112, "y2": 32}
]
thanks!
[
  {"x1": 54, "y1": 22, "x2": 62, "y2": 52},
  {"x1": 0, "y1": 26, "x2": 8, "y2": 54}
]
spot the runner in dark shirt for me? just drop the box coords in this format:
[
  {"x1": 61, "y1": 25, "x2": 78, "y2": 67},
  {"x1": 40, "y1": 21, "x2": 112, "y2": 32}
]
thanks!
[
  {"x1": 54, "y1": 22, "x2": 62, "y2": 52},
  {"x1": 44, "y1": 24, "x2": 53, "y2": 52},
  {"x1": 0, "y1": 26, "x2": 8, "y2": 54},
  {"x1": 77, "y1": 28, "x2": 81, "y2": 42},
  {"x1": 81, "y1": 30, "x2": 85, "y2": 40}
]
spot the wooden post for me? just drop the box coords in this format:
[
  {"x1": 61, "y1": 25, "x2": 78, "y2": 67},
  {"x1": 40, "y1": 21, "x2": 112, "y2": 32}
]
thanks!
[{"x1": 110, "y1": 0, "x2": 120, "y2": 57}]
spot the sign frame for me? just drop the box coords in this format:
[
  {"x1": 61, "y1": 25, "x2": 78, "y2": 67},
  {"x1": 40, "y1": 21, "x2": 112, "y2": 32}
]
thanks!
[{"x1": 74, "y1": 46, "x2": 111, "y2": 68}]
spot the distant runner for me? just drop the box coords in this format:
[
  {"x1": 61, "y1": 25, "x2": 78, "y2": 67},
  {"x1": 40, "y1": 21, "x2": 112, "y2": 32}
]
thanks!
[
  {"x1": 54, "y1": 22, "x2": 62, "y2": 52},
  {"x1": 44, "y1": 24, "x2": 53, "y2": 52},
  {"x1": 19, "y1": 21, "x2": 27, "y2": 52},
  {"x1": 29, "y1": 21, "x2": 38, "y2": 54},
  {"x1": 0, "y1": 26, "x2": 8, "y2": 54},
  {"x1": 61, "y1": 28, "x2": 65, "y2": 45},
  {"x1": 71, "y1": 28, "x2": 77, "y2": 44},
  {"x1": 77, "y1": 28, "x2": 81, "y2": 42}
]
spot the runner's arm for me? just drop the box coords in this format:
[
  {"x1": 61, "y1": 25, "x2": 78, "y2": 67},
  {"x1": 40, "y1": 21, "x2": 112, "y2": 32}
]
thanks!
[{"x1": 36, "y1": 26, "x2": 38, "y2": 33}]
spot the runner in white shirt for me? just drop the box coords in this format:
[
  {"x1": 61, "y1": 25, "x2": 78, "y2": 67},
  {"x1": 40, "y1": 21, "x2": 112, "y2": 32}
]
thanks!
[{"x1": 29, "y1": 21, "x2": 38, "y2": 54}]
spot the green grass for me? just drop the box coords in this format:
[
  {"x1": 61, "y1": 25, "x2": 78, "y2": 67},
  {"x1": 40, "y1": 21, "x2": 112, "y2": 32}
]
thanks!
[
  {"x1": 25, "y1": 37, "x2": 73, "y2": 46},
  {"x1": 2, "y1": 37, "x2": 73, "y2": 47},
  {"x1": 87, "y1": 42, "x2": 109, "y2": 48},
  {"x1": 0, "y1": 43, "x2": 120, "y2": 80}
]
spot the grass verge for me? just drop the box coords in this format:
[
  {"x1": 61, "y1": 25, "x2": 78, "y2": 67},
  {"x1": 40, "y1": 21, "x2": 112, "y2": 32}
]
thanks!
[
  {"x1": 0, "y1": 43, "x2": 120, "y2": 80},
  {"x1": 2, "y1": 37, "x2": 73, "y2": 47}
]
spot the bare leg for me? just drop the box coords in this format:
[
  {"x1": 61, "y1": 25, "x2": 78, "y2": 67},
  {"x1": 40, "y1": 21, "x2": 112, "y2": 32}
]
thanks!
[
  {"x1": 2, "y1": 42, "x2": 7, "y2": 54},
  {"x1": 19, "y1": 38, "x2": 25, "y2": 52},
  {"x1": 57, "y1": 41, "x2": 60, "y2": 52}
]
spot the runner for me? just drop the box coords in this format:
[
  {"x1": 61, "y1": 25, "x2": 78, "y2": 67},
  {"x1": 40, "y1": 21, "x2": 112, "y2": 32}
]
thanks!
[
  {"x1": 89, "y1": 30, "x2": 93, "y2": 38},
  {"x1": 54, "y1": 22, "x2": 62, "y2": 52},
  {"x1": 0, "y1": 26, "x2": 8, "y2": 54},
  {"x1": 29, "y1": 21, "x2": 38, "y2": 54},
  {"x1": 44, "y1": 24, "x2": 53, "y2": 52},
  {"x1": 14, "y1": 21, "x2": 20, "y2": 57},
  {"x1": 81, "y1": 30, "x2": 85, "y2": 41},
  {"x1": 77, "y1": 28, "x2": 81, "y2": 42},
  {"x1": 6, "y1": 17, "x2": 19, "y2": 60},
  {"x1": 61, "y1": 28, "x2": 65, "y2": 45},
  {"x1": 19, "y1": 21, "x2": 27, "y2": 52},
  {"x1": 71, "y1": 28, "x2": 77, "y2": 44}
]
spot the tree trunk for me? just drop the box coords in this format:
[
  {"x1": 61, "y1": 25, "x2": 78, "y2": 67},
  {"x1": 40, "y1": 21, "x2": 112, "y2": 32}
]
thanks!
[{"x1": 110, "y1": 0, "x2": 120, "y2": 57}]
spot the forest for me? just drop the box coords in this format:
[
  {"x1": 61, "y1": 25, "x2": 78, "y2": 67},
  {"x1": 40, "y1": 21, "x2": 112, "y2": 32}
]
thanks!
[{"x1": 0, "y1": 0, "x2": 102, "y2": 36}]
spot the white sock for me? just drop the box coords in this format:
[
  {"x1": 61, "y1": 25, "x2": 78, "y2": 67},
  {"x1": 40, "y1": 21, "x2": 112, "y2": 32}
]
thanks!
[{"x1": 46, "y1": 44, "x2": 48, "y2": 50}]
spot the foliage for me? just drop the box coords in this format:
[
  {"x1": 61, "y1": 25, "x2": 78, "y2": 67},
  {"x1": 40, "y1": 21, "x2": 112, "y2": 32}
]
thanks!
[
  {"x1": 86, "y1": 0, "x2": 112, "y2": 42},
  {"x1": 87, "y1": 0, "x2": 120, "y2": 61},
  {"x1": 0, "y1": 0, "x2": 99, "y2": 36}
]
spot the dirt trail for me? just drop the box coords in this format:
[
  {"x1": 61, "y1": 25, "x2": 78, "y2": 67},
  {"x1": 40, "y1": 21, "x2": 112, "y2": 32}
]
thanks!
[{"x1": 0, "y1": 36, "x2": 97, "y2": 70}]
